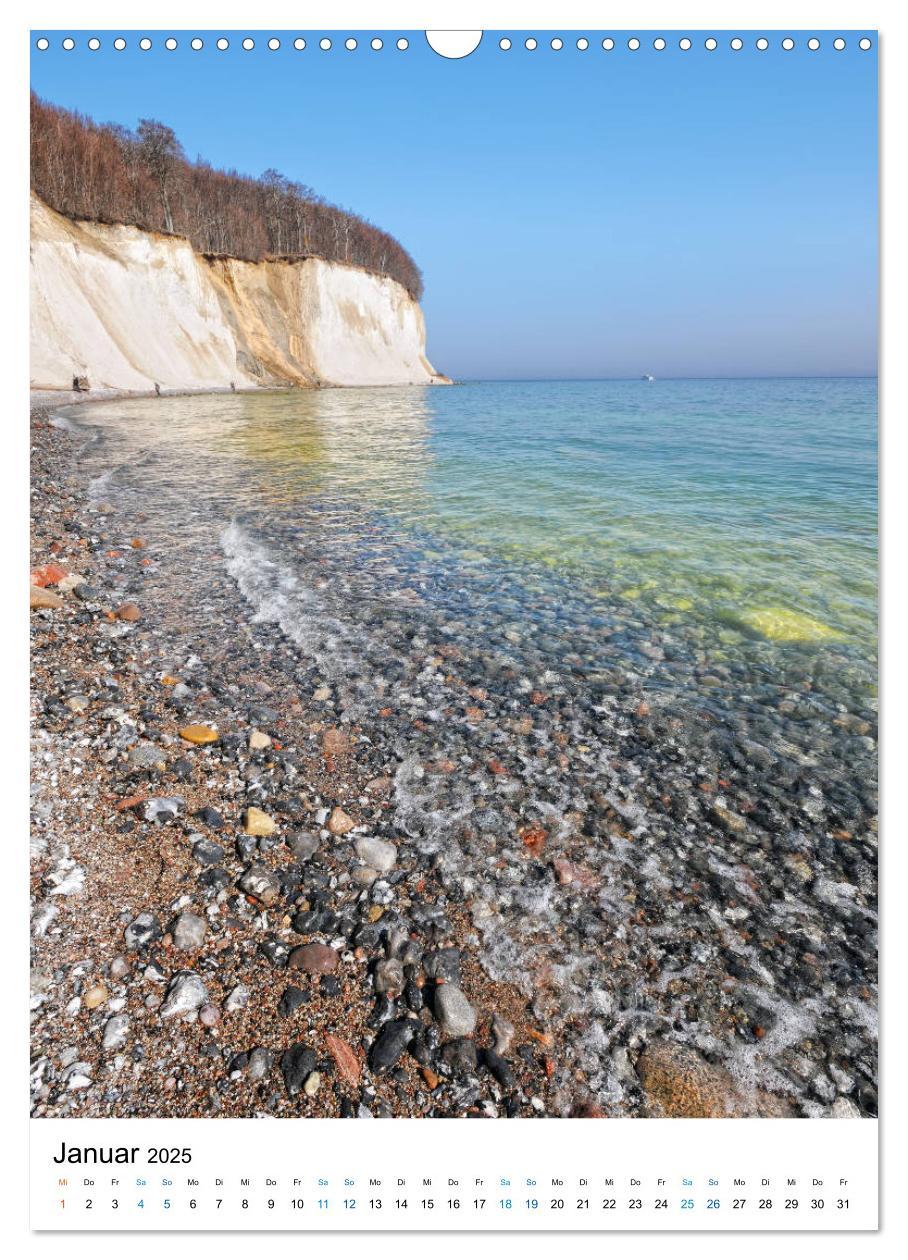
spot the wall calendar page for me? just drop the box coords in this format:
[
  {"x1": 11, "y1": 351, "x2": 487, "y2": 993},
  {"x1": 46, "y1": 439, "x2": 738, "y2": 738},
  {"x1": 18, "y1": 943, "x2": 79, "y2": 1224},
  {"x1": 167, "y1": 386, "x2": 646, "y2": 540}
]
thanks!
[{"x1": 23, "y1": 6, "x2": 882, "y2": 1243}]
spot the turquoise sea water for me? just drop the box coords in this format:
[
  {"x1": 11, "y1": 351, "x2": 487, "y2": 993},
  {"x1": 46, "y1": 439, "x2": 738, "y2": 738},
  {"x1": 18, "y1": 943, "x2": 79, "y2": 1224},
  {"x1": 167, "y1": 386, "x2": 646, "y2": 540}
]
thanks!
[
  {"x1": 383, "y1": 377, "x2": 878, "y2": 652},
  {"x1": 71, "y1": 376, "x2": 877, "y2": 675}
]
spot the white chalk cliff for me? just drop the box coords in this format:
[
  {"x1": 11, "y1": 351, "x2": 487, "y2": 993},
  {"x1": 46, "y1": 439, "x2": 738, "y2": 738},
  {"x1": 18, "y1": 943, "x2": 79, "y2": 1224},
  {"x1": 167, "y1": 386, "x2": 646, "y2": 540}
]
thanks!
[{"x1": 30, "y1": 195, "x2": 447, "y2": 392}]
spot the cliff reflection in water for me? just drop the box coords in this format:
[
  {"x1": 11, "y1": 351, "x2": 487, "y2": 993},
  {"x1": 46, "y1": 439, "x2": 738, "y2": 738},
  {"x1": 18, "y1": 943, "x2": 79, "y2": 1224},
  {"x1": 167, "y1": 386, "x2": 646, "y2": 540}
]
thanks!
[
  {"x1": 222, "y1": 388, "x2": 435, "y2": 516},
  {"x1": 73, "y1": 387, "x2": 437, "y2": 522}
]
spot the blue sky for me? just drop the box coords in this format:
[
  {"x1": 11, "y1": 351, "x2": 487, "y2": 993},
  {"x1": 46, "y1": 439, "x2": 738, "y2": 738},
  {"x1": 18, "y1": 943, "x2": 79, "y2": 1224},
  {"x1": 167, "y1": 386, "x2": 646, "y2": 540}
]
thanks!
[{"x1": 31, "y1": 31, "x2": 878, "y2": 380}]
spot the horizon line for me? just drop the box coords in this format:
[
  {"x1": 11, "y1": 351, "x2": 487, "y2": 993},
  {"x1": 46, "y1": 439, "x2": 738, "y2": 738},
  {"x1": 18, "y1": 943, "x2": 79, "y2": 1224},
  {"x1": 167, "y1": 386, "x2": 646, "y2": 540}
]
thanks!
[{"x1": 451, "y1": 374, "x2": 879, "y2": 384}]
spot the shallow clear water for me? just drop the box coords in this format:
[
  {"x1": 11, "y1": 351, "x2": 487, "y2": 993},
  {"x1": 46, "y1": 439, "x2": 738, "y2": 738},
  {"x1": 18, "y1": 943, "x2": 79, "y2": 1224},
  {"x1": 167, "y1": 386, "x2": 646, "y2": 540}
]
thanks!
[{"x1": 72, "y1": 376, "x2": 877, "y2": 662}]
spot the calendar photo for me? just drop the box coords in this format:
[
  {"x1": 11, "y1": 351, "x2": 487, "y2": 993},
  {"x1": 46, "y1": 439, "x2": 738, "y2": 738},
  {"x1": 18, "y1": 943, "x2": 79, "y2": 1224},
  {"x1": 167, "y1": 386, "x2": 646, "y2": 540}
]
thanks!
[{"x1": 28, "y1": 20, "x2": 877, "y2": 1155}]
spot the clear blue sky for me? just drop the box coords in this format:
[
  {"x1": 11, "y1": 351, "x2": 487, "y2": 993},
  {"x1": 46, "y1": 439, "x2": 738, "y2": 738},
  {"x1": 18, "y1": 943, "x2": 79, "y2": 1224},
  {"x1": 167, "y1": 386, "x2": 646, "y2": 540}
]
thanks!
[{"x1": 31, "y1": 31, "x2": 878, "y2": 380}]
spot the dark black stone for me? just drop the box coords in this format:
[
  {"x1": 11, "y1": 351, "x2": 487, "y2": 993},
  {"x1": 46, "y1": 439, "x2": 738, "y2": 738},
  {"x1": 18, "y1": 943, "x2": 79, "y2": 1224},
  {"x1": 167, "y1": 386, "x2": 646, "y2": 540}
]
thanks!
[
  {"x1": 259, "y1": 939, "x2": 290, "y2": 967},
  {"x1": 482, "y1": 1049, "x2": 516, "y2": 1090},
  {"x1": 409, "y1": 1034, "x2": 433, "y2": 1066},
  {"x1": 353, "y1": 922, "x2": 383, "y2": 950},
  {"x1": 280, "y1": 1043, "x2": 317, "y2": 1096},
  {"x1": 423, "y1": 948, "x2": 462, "y2": 984},
  {"x1": 369, "y1": 1019, "x2": 419, "y2": 1073},
  {"x1": 194, "y1": 806, "x2": 225, "y2": 829},
  {"x1": 192, "y1": 838, "x2": 225, "y2": 866},
  {"x1": 404, "y1": 981, "x2": 424, "y2": 1012},
  {"x1": 439, "y1": 1038, "x2": 478, "y2": 1075},
  {"x1": 368, "y1": 995, "x2": 397, "y2": 1028},
  {"x1": 249, "y1": 704, "x2": 280, "y2": 726},
  {"x1": 278, "y1": 985, "x2": 310, "y2": 1016}
]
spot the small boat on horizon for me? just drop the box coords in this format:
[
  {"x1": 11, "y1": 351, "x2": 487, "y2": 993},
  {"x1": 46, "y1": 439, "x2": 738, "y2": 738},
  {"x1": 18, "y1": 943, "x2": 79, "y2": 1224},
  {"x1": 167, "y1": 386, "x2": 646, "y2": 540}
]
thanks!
[{"x1": 642, "y1": 374, "x2": 655, "y2": 381}]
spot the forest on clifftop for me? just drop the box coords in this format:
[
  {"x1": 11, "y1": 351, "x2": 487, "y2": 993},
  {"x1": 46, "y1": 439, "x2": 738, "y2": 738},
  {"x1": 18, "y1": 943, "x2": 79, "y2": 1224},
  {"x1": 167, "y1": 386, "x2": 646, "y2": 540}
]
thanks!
[{"x1": 30, "y1": 94, "x2": 423, "y2": 299}]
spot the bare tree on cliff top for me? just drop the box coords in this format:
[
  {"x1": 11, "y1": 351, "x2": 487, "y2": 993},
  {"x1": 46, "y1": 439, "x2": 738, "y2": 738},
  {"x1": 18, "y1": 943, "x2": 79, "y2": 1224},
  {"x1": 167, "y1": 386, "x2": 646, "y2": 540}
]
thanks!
[{"x1": 137, "y1": 119, "x2": 183, "y2": 235}]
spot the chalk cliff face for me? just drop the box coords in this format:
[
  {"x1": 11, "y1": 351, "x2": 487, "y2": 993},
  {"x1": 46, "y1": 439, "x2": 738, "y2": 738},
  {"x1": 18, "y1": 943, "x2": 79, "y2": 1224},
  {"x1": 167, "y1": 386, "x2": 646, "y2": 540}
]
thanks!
[{"x1": 30, "y1": 195, "x2": 444, "y2": 392}]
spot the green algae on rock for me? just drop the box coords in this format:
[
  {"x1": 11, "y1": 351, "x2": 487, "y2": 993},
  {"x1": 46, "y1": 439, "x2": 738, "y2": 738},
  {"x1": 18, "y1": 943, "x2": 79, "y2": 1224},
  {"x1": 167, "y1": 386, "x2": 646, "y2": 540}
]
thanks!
[{"x1": 734, "y1": 606, "x2": 841, "y2": 643}]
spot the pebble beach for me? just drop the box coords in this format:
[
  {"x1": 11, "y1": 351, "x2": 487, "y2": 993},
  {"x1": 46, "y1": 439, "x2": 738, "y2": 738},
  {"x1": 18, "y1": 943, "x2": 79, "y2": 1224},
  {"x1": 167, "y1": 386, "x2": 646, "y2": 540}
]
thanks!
[{"x1": 30, "y1": 388, "x2": 878, "y2": 1122}]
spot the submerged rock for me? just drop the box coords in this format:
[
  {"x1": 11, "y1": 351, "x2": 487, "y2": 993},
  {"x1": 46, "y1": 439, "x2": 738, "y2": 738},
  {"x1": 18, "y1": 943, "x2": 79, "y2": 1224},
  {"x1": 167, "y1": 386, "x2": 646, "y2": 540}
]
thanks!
[{"x1": 636, "y1": 1041, "x2": 791, "y2": 1118}]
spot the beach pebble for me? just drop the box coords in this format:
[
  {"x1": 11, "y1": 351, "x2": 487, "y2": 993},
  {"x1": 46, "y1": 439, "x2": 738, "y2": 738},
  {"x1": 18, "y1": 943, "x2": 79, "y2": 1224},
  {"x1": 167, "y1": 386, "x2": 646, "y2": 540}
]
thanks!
[
  {"x1": 160, "y1": 971, "x2": 208, "y2": 1019},
  {"x1": 124, "y1": 913, "x2": 160, "y2": 951},
  {"x1": 434, "y1": 985, "x2": 476, "y2": 1037},
  {"x1": 710, "y1": 803, "x2": 747, "y2": 835},
  {"x1": 288, "y1": 943, "x2": 340, "y2": 975},
  {"x1": 31, "y1": 585, "x2": 64, "y2": 610},
  {"x1": 102, "y1": 1014, "x2": 130, "y2": 1052},
  {"x1": 423, "y1": 948, "x2": 462, "y2": 984},
  {"x1": 373, "y1": 958, "x2": 405, "y2": 995},
  {"x1": 224, "y1": 984, "x2": 250, "y2": 1013},
  {"x1": 280, "y1": 1043, "x2": 318, "y2": 1096},
  {"x1": 369, "y1": 1019, "x2": 418, "y2": 1073},
  {"x1": 172, "y1": 912, "x2": 207, "y2": 951},
  {"x1": 326, "y1": 807, "x2": 356, "y2": 835},
  {"x1": 82, "y1": 984, "x2": 108, "y2": 1010},
  {"x1": 238, "y1": 862, "x2": 282, "y2": 906},
  {"x1": 492, "y1": 1012, "x2": 516, "y2": 1055},
  {"x1": 439, "y1": 1037, "x2": 478, "y2": 1075},
  {"x1": 248, "y1": 1047, "x2": 274, "y2": 1080},
  {"x1": 243, "y1": 807, "x2": 277, "y2": 837},
  {"x1": 285, "y1": 833, "x2": 318, "y2": 863},
  {"x1": 278, "y1": 985, "x2": 309, "y2": 1016},
  {"x1": 178, "y1": 724, "x2": 219, "y2": 744},
  {"x1": 355, "y1": 837, "x2": 397, "y2": 873},
  {"x1": 128, "y1": 742, "x2": 165, "y2": 769},
  {"x1": 143, "y1": 796, "x2": 183, "y2": 824},
  {"x1": 192, "y1": 838, "x2": 225, "y2": 866}
]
